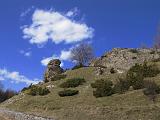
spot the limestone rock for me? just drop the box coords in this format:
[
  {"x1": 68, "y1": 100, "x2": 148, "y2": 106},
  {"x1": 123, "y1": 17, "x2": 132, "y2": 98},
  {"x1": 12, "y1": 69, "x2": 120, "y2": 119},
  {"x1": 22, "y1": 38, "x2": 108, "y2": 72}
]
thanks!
[
  {"x1": 90, "y1": 48, "x2": 160, "y2": 71},
  {"x1": 44, "y1": 59, "x2": 63, "y2": 82},
  {"x1": 95, "y1": 67, "x2": 104, "y2": 76}
]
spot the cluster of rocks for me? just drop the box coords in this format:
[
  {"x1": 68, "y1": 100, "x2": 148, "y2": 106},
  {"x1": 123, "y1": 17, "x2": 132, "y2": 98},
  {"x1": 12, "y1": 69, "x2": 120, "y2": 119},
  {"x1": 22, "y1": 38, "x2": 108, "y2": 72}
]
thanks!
[
  {"x1": 43, "y1": 48, "x2": 160, "y2": 77},
  {"x1": 90, "y1": 48, "x2": 160, "y2": 72},
  {"x1": 0, "y1": 108, "x2": 54, "y2": 120},
  {"x1": 44, "y1": 59, "x2": 63, "y2": 82}
]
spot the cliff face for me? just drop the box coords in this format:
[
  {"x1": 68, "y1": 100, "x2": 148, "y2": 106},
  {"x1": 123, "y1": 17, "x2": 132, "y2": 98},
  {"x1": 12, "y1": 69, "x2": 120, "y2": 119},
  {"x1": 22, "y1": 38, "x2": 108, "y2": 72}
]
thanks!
[{"x1": 90, "y1": 48, "x2": 160, "y2": 71}]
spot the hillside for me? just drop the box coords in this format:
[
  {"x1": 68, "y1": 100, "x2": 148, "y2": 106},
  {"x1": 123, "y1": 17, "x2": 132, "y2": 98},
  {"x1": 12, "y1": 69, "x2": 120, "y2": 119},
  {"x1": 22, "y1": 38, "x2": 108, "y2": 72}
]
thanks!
[{"x1": 1, "y1": 48, "x2": 160, "y2": 120}]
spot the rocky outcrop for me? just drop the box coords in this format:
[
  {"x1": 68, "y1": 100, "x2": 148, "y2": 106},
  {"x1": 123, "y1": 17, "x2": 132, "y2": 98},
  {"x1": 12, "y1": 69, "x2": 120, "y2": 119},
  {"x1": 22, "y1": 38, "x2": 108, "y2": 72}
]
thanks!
[
  {"x1": 44, "y1": 59, "x2": 63, "y2": 82},
  {"x1": 90, "y1": 48, "x2": 160, "y2": 71}
]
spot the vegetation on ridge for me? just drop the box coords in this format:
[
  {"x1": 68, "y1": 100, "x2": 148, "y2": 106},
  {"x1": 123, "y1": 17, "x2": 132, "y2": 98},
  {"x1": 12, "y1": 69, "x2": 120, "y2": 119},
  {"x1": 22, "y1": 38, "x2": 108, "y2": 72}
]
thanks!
[{"x1": 59, "y1": 78, "x2": 86, "y2": 88}]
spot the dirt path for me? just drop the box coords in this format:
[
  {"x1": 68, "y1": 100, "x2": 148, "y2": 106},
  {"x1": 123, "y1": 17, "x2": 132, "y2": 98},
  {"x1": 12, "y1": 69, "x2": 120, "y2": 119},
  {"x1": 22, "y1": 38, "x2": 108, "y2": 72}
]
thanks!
[
  {"x1": 0, "y1": 113, "x2": 13, "y2": 120},
  {"x1": 0, "y1": 116, "x2": 8, "y2": 120},
  {"x1": 0, "y1": 108, "x2": 54, "y2": 120}
]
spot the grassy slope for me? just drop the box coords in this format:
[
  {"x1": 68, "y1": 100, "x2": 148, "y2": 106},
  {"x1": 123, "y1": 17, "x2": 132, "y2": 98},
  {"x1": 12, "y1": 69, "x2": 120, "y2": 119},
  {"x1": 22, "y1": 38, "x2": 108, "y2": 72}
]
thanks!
[{"x1": 1, "y1": 64, "x2": 160, "y2": 120}]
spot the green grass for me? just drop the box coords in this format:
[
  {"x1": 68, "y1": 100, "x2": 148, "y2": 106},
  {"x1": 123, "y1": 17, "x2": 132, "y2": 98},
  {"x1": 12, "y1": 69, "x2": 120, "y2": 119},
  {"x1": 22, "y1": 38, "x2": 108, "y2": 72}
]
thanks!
[{"x1": 2, "y1": 65, "x2": 160, "y2": 120}]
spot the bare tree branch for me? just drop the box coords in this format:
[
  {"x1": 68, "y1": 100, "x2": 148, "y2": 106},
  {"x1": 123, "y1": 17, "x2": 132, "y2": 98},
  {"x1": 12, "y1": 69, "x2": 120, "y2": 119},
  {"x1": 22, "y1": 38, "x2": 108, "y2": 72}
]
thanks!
[{"x1": 71, "y1": 43, "x2": 94, "y2": 66}]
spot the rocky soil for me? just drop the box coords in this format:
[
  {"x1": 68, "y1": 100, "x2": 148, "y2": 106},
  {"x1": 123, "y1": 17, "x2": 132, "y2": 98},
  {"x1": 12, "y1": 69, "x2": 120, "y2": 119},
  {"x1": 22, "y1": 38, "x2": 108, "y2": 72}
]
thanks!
[
  {"x1": 90, "y1": 48, "x2": 160, "y2": 71},
  {"x1": 0, "y1": 108, "x2": 54, "y2": 120}
]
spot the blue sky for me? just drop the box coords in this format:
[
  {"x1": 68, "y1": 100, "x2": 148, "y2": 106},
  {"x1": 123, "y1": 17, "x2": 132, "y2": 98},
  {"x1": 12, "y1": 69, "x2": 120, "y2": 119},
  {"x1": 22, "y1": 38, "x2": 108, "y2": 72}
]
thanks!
[{"x1": 0, "y1": 0, "x2": 160, "y2": 91}]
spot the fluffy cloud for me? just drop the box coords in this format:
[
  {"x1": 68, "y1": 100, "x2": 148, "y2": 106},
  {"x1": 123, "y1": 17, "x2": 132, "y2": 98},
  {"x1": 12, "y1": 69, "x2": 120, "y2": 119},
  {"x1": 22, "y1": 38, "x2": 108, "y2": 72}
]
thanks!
[
  {"x1": 22, "y1": 9, "x2": 94, "y2": 45},
  {"x1": 41, "y1": 49, "x2": 72, "y2": 66},
  {"x1": 60, "y1": 50, "x2": 72, "y2": 60},
  {"x1": 0, "y1": 69, "x2": 40, "y2": 85}
]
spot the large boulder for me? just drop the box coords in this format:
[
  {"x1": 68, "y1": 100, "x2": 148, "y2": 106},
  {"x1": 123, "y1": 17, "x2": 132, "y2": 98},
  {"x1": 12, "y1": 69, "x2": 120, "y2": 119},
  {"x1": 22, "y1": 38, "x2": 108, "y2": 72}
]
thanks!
[{"x1": 44, "y1": 59, "x2": 63, "y2": 82}]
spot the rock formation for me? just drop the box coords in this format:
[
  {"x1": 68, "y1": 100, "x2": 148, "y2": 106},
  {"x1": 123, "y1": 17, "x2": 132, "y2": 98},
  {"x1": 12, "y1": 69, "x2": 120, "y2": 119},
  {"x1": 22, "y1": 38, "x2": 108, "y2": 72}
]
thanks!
[
  {"x1": 90, "y1": 48, "x2": 160, "y2": 71},
  {"x1": 44, "y1": 59, "x2": 63, "y2": 82}
]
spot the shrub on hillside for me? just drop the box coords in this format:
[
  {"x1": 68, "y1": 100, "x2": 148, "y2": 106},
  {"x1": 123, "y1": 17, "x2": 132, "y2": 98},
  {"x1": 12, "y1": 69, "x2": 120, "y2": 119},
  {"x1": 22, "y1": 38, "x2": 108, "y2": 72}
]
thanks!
[
  {"x1": 141, "y1": 62, "x2": 160, "y2": 77},
  {"x1": 44, "y1": 79, "x2": 49, "y2": 83},
  {"x1": 132, "y1": 57, "x2": 137, "y2": 59},
  {"x1": 58, "y1": 89, "x2": 79, "y2": 97},
  {"x1": 113, "y1": 78, "x2": 130, "y2": 94},
  {"x1": 143, "y1": 80, "x2": 160, "y2": 102},
  {"x1": 27, "y1": 85, "x2": 50, "y2": 96},
  {"x1": 126, "y1": 62, "x2": 160, "y2": 90},
  {"x1": 128, "y1": 62, "x2": 160, "y2": 78},
  {"x1": 21, "y1": 87, "x2": 29, "y2": 92},
  {"x1": 127, "y1": 71, "x2": 144, "y2": 90},
  {"x1": 150, "y1": 50, "x2": 156, "y2": 54},
  {"x1": 110, "y1": 68, "x2": 116, "y2": 74},
  {"x1": 152, "y1": 58, "x2": 160, "y2": 62},
  {"x1": 59, "y1": 78, "x2": 86, "y2": 88},
  {"x1": 72, "y1": 64, "x2": 85, "y2": 70},
  {"x1": 129, "y1": 49, "x2": 138, "y2": 53},
  {"x1": 38, "y1": 87, "x2": 50, "y2": 96},
  {"x1": 21, "y1": 84, "x2": 33, "y2": 92},
  {"x1": 91, "y1": 79, "x2": 113, "y2": 97},
  {"x1": 51, "y1": 74, "x2": 67, "y2": 81}
]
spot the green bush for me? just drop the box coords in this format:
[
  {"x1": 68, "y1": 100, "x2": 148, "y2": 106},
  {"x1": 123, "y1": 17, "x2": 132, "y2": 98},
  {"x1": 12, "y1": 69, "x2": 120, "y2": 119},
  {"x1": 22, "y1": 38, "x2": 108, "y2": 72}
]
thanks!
[
  {"x1": 59, "y1": 78, "x2": 86, "y2": 88},
  {"x1": 113, "y1": 78, "x2": 130, "y2": 94},
  {"x1": 110, "y1": 68, "x2": 116, "y2": 74},
  {"x1": 58, "y1": 89, "x2": 79, "y2": 97},
  {"x1": 72, "y1": 64, "x2": 85, "y2": 70},
  {"x1": 27, "y1": 85, "x2": 50, "y2": 96},
  {"x1": 143, "y1": 80, "x2": 160, "y2": 102},
  {"x1": 150, "y1": 51, "x2": 156, "y2": 54},
  {"x1": 142, "y1": 63, "x2": 160, "y2": 77},
  {"x1": 91, "y1": 79, "x2": 113, "y2": 97},
  {"x1": 126, "y1": 62, "x2": 160, "y2": 90},
  {"x1": 44, "y1": 79, "x2": 49, "y2": 83},
  {"x1": 132, "y1": 57, "x2": 137, "y2": 59},
  {"x1": 51, "y1": 74, "x2": 67, "y2": 81},
  {"x1": 38, "y1": 87, "x2": 50, "y2": 96},
  {"x1": 127, "y1": 71, "x2": 144, "y2": 90},
  {"x1": 152, "y1": 58, "x2": 160, "y2": 62},
  {"x1": 21, "y1": 84, "x2": 33, "y2": 92},
  {"x1": 21, "y1": 87, "x2": 28, "y2": 92},
  {"x1": 129, "y1": 49, "x2": 138, "y2": 53}
]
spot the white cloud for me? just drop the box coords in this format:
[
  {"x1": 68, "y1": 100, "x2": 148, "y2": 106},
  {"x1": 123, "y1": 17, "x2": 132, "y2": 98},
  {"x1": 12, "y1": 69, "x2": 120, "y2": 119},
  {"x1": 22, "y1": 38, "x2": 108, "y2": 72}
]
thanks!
[
  {"x1": 24, "y1": 52, "x2": 32, "y2": 57},
  {"x1": 0, "y1": 68, "x2": 40, "y2": 85},
  {"x1": 66, "y1": 7, "x2": 79, "y2": 17},
  {"x1": 60, "y1": 50, "x2": 72, "y2": 61},
  {"x1": 22, "y1": 9, "x2": 94, "y2": 45},
  {"x1": 41, "y1": 49, "x2": 72, "y2": 67},
  {"x1": 20, "y1": 6, "x2": 35, "y2": 17},
  {"x1": 20, "y1": 50, "x2": 32, "y2": 57}
]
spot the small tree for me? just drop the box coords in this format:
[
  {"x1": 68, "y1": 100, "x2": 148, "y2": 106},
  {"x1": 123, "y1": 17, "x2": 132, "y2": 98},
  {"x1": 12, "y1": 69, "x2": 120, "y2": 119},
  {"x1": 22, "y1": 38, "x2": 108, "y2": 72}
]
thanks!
[
  {"x1": 91, "y1": 79, "x2": 113, "y2": 97},
  {"x1": 113, "y1": 78, "x2": 130, "y2": 94},
  {"x1": 143, "y1": 80, "x2": 160, "y2": 102},
  {"x1": 71, "y1": 43, "x2": 94, "y2": 66},
  {"x1": 0, "y1": 82, "x2": 17, "y2": 102}
]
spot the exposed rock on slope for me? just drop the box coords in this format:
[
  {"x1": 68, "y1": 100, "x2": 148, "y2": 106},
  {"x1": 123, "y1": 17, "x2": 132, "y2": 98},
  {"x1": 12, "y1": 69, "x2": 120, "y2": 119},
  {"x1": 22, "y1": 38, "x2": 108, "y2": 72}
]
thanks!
[
  {"x1": 44, "y1": 59, "x2": 63, "y2": 82},
  {"x1": 0, "y1": 108, "x2": 54, "y2": 120},
  {"x1": 90, "y1": 48, "x2": 160, "y2": 71}
]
